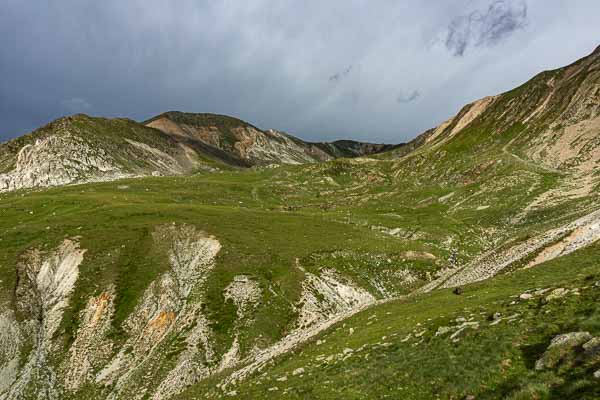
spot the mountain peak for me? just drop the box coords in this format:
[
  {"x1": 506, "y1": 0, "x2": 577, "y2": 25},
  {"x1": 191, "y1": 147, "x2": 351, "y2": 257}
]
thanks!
[
  {"x1": 144, "y1": 111, "x2": 258, "y2": 131},
  {"x1": 144, "y1": 111, "x2": 395, "y2": 165}
]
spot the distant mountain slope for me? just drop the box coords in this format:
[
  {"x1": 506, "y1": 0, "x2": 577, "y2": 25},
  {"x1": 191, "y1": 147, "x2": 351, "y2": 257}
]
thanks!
[
  {"x1": 380, "y1": 45, "x2": 600, "y2": 218},
  {"x1": 145, "y1": 111, "x2": 397, "y2": 165},
  {"x1": 0, "y1": 112, "x2": 394, "y2": 193},
  {"x1": 385, "y1": 44, "x2": 600, "y2": 172},
  {"x1": 0, "y1": 114, "x2": 249, "y2": 193}
]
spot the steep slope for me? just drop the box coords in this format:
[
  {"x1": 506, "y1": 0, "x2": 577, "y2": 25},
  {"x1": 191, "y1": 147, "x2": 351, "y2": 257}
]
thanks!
[
  {"x1": 0, "y1": 114, "x2": 247, "y2": 193},
  {"x1": 145, "y1": 111, "x2": 396, "y2": 165},
  {"x1": 200, "y1": 242, "x2": 600, "y2": 399},
  {"x1": 188, "y1": 46, "x2": 600, "y2": 397},
  {"x1": 386, "y1": 44, "x2": 600, "y2": 177}
]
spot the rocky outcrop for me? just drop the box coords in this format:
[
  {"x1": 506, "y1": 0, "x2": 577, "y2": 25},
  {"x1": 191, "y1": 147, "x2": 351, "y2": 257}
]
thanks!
[
  {"x1": 218, "y1": 276, "x2": 262, "y2": 371},
  {"x1": 296, "y1": 268, "x2": 375, "y2": 329},
  {"x1": 146, "y1": 114, "x2": 327, "y2": 165},
  {"x1": 1, "y1": 239, "x2": 86, "y2": 400},
  {"x1": 97, "y1": 224, "x2": 221, "y2": 399},
  {"x1": 236, "y1": 128, "x2": 330, "y2": 165},
  {"x1": 535, "y1": 331, "x2": 600, "y2": 377},
  {"x1": 0, "y1": 226, "x2": 232, "y2": 400},
  {"x1": 220, "y1": 267, "x2": 379, "y2": 389},
  {"x1": 0, "y1": 134, "x2": 127, "y2": 193},
  {"x1": 62, "y1": 289, "x2": 115, "y2": 391},
  {"x1": 0, "y1": 313, "x2": 22, "y2": 396},
  {"x1": 0, "y1": 224, "x2": 386, "y2": 399},
  {"x1": 0, "y1": 115, "x2": 208, "y2": 193}
]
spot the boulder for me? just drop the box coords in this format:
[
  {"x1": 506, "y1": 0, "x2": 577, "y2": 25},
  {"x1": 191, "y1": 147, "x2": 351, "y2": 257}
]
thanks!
[
  {"x1": 435, "y1": 326, "x2": 453, "y2": 336},
  {"x1": 535, "y1": 332, "x2": 593, "y2": 370},
  {"x1": 545, "y1": 288, "x2": 569, "y2": 301}
]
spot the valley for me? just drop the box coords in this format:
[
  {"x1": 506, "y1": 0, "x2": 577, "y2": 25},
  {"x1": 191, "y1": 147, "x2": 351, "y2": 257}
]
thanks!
[{"x1": 0, "y1": 45, "x2": 599, "y2": 399}]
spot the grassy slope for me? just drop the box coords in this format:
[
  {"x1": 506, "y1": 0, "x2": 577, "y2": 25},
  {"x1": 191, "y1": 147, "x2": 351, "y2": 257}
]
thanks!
[
  {"x1": 192, "y1": 242, "x2": 600, "y2": 400},
  {"x1": 165, "y1": 49, "x2": 600, "y2": 399},
  {"x1": 0, "y1": 135, "x2": 594, "y2": 364},
  {"x1": 0, "y1": 114, "x2": 244, "y2": 176},
  {"x1": 144, "y1": 111, "x2": 397, "y2": 160},
  {"x1": 0, "y1": 168, "x2": 400, "y2": 354}
]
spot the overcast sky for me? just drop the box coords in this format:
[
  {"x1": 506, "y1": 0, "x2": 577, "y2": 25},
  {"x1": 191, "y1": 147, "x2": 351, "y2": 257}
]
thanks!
[{"x1": 1, "y1": 0, "x2": 599, "y2": 143}]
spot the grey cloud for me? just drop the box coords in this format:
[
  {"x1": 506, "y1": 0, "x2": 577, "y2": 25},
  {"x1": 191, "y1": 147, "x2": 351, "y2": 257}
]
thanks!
[
  {"x1": 445, "y1": 0, "x2": 528, "y2": 57},
  {"x1": 397, "y1": 90, "x2": 421, "y2": 104},
  {"x1": 1, "y1": 1, "x2": 599, "y2": 144},
  {"x1": 329, "y1": 66, "x2": 353, "y2": 82}
]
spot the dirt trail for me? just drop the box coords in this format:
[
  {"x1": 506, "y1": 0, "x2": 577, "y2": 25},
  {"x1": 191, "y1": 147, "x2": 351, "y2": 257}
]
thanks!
[
  {"x1": 420, "y1": 209, "x2": 600, "y2": 292},
  {"x1": 501, "y1": 132, "x2": 560, "y2": 174}
]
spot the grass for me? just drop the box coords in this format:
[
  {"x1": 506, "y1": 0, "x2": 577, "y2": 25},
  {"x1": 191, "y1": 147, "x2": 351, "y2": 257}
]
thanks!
[
  {"x1": 0, "y1": 147, "x2": 594, "y2": 398},
  {"x1": 185, "y1": 242, "x2": 600, "y2": 399},
  {"x1": 0, "y1": 134, "x2": 590, "y2": 349}
]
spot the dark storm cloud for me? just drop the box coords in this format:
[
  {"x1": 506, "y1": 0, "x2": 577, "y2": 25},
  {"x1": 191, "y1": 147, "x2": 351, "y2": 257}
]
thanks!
[
  {"x1": 445, "y1": 0, "x2": 528, "y2": 57},
  {"x1": 1, "y1": 1, "x2": 599, "y2": 143}
]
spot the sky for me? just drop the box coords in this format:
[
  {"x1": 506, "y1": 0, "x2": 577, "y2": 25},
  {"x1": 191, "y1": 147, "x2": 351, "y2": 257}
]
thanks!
[{"x1": 1, "y1": 0, "x2": 599, "y2": 143}]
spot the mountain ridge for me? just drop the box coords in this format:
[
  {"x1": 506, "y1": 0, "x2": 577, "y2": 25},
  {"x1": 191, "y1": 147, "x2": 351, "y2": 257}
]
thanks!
[
  {"x1": 144, "y1": 111, "x2": 398, "y2": 165},
  {"x1": 0, "y1": 112, "x2": 396, "y2": 193}
]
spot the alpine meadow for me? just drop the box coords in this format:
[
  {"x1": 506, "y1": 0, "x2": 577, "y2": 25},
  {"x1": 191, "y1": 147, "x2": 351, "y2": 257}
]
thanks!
[{"x1": 1, "y1": 3, "x2": 600, "y2": 400}]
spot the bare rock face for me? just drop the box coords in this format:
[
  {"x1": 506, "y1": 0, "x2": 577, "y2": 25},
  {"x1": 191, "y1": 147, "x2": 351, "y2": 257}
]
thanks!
[
  {"x1": 0, "y1": 115, "x2": 203, "y2": 194},
  {"x1": 146, "y1": 115, "x2": 332, "y2": 166},
  {"x1": 62, "y1": 289, "x2": 115, "y2": 391},
  {"x1": 296, "y1": 268, "x2": 375, "y2": 330},
  {"x1": 96, "y1": 224, "x2": 221, "y2": 400},
  {"x1": 424, "y1": 209, "x2": 600, "y2": 291},
  {"x1": 0, "y1": 134, "x2": 123, "y2": 193},
  {"x1": 1, "y1": 239, "x2": 86, "y2": 400},
  {"x1": 235, "y1": 128, "x2": 331, "y2": 165},
  {"x1": 221, "y1": 267, "x2": 380, "y2": 389},
  {"x1": 0, "y1": 312, "x2": 22, "y2": 395},
  {"x1": 218, "y1": 276, "x2": 262, "y2": 372},
  {"x1": 0, "y1": 224, "x2": 383, "y2": 400},
  {"x1": 0, "y1": 113, "x2": 240, "y2": 194},
  {"x1": 0, "y1": 228, "x2": 227, "y2": 400}
]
